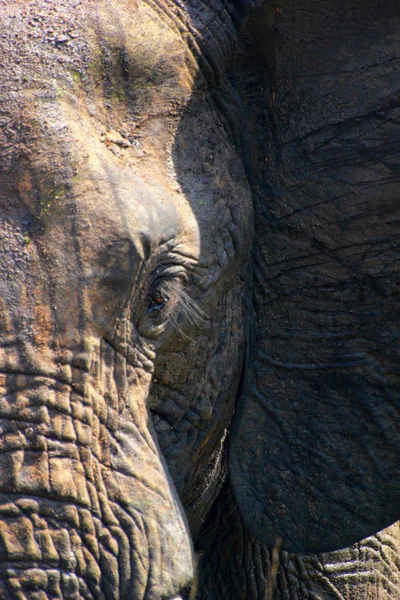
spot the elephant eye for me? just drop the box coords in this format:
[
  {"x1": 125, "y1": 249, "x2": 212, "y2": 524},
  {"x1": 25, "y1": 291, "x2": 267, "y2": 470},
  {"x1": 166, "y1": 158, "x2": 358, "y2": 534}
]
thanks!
[
  {"x1": 146, "y1": 279, "x2": 176, "y2": 317},
  {"x1": 140, "y1": 270, "x2": 207, "y2": 339},
  {"x1": 147, "y1": 288, "x2": 170, "y2": 314}
]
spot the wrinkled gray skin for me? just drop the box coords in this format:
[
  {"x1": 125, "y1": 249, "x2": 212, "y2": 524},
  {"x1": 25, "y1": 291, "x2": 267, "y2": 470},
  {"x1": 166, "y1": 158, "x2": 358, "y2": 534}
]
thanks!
[{"x1": 0, "y1": 0, "x2": 399, "y2": 599}]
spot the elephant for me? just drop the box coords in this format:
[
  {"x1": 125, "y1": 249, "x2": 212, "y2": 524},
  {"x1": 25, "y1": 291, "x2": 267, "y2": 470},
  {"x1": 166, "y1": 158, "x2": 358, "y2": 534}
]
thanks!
[{"x1": 0, "y1": 0, "x2": 399, "y2": 598}]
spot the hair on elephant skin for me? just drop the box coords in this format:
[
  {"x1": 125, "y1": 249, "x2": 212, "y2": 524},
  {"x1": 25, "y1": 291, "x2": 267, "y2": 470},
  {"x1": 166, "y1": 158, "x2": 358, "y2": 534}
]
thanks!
[{"x1": 0, "y1": 0, "x2": 399, "y2": 599}]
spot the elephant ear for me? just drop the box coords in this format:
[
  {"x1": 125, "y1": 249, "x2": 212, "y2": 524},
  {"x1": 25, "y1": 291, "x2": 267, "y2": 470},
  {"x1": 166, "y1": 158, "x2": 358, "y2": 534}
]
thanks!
[
  {"x1": 229, "y1": 333, "x2": 400, "y2": 553},
  {"x1": 228, "y1": 1, "x2": 400, "y2": 554}
]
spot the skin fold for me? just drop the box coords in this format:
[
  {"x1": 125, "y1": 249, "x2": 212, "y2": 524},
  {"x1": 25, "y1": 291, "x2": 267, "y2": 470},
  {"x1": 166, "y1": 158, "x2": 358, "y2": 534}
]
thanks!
[{"x1": 0, "y1": 0, "x2": 399, "y2": 599}]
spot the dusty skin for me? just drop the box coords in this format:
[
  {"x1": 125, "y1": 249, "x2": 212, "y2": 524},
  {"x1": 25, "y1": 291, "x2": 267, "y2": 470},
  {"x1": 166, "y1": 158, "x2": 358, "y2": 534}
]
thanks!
[{"x1": 0, "y1": 0, "x2": 400, "y2": 599}]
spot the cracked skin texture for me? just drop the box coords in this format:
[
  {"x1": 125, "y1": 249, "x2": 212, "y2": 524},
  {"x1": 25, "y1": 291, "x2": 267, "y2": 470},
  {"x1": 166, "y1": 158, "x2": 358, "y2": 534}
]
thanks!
[{"x1": 0, "y1": 0, "x2": 399, "y2": 599}]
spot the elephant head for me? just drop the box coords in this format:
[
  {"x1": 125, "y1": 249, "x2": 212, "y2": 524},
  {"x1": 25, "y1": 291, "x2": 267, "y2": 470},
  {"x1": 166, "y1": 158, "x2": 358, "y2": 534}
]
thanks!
[
  {"x1": 1, "y1": 0, "x2": 400, "y2": 598},
  {"x1": 0, "y1": 0, "x2": 251, "y2": 597}
]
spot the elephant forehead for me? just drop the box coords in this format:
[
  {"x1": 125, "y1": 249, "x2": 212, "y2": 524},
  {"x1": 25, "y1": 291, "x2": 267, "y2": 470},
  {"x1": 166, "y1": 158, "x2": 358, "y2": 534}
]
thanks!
[
  {"x1": 0, "y1": 0, "x2": 196, "y2": 116},
  {"x1": 95, "y1": 0, "x2": 197, "y2": 101},
  {"x1": 0, "y1": 0, "x2": 252, "y2": 296}
]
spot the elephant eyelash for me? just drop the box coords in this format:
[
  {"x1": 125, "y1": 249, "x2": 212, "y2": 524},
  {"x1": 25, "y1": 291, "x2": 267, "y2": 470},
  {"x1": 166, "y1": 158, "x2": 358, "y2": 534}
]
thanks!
[
  {"x1": 177, "y1": 288, "x2": 208, "y2": 326},
  {"x1": 147, "y1": 277, "x2": 208, "y2": 332},
  {"x1": 166, "y1": 290, "x2": 208, "y2": 342}
]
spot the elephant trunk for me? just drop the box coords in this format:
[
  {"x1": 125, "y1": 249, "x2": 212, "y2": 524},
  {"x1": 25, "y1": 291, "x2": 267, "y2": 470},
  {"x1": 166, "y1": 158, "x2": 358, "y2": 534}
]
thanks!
[
  {"x1": 0, "y1": 339, "x2": 193, "y2": 599},
  {"x1": 0, "y1": 71, "x2": 194, "y2": 596}
]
